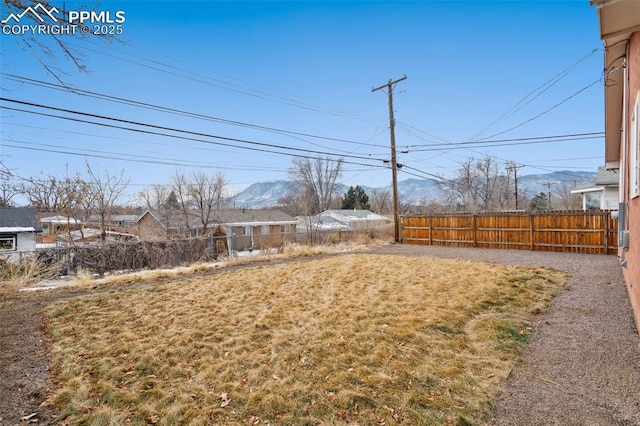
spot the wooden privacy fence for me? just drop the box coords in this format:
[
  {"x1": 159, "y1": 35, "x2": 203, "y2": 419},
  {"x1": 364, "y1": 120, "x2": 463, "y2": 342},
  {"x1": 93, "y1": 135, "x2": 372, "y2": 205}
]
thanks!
[{"x1": 402, "y1": 211, "x2": 618, "y2": 255}]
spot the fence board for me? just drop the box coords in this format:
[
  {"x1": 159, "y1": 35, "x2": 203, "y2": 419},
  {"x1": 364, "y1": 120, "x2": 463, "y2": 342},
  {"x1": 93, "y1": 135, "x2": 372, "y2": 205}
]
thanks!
[{"x1": 402, "y1": 211, "x2": 618, "y2": 255}]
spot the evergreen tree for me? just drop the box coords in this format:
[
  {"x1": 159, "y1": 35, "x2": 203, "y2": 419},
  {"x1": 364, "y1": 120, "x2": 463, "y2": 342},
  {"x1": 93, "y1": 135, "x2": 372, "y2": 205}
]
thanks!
[
  {"x1": 164, "y1": 190, "x2": 180, "y2": 210},
  {"x1": 341, "y1": 185, "x2": 371, "y2": 210},
  {"x1": 530, "y1": 192, "x2": 550, "y2": 211}
]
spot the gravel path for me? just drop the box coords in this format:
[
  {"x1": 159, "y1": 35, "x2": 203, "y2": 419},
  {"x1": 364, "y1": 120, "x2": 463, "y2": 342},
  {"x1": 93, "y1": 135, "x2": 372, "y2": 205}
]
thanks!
[{"x1": 370, "y1": 245, "x2": 640, "y2": 425}]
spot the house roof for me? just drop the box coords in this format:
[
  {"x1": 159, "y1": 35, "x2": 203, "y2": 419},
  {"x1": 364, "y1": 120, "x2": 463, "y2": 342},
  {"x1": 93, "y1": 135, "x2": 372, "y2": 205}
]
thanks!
[
  {"x1": 297, "y1": 210, "x2": 391, "y2": 232},
  {"x1": 40, "y1": 215, "x2": 83, "y2": 225},
  {"x1": 321, "y1": 210, "x2": 391, "y2": 222},
  {"x1": 89, "y1": 214, "x2": 139, "y2": 223},
  {"x1": 139, "y1": 209, "x2": 296, "y2": 229},
  {"x1": 591, "y1": 0, "x2": 640, "y2": 168},
  {"x1": 0, "y1": 207, "x2": 40, "y2": 232},
  {"x1": 571, "y1": 167, "x2": 619, "y2": 193},
  {"x1": 212, "y1": 209, "x2": 296, "y2": 226}
]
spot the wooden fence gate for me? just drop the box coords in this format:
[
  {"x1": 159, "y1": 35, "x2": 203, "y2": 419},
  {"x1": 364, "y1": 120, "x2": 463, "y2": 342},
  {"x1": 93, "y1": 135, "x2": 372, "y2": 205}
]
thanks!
[{"x1": 402, "y1": 211, "x2": 618, "y2": 255}]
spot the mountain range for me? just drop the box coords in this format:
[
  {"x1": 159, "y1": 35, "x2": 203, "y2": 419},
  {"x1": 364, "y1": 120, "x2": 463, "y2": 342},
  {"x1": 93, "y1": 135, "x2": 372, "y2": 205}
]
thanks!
[{"x1": 229, "y1": 171, "x2": 596, "y2": 208}]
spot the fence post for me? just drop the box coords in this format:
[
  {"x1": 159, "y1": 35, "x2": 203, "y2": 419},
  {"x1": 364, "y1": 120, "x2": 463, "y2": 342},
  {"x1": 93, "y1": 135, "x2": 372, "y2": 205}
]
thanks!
[
  {"x1": 529, "y1": 213, "x2": 535, "y2": 251},
  {"x1": 472, "y1": 215, "x2": 477, "y2": 248},
  {"x1": 603, "y1": 211, "x2": 610, "y2": 255},
  {"x1": 428, "y1": 215, "x2": 433, "y2": 245}
]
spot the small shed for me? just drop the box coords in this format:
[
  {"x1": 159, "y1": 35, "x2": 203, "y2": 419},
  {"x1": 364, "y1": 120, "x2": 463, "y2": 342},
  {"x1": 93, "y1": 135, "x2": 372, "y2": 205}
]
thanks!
[{"x1": 212, "y1": 224, "x2": 229, "y2": 257}]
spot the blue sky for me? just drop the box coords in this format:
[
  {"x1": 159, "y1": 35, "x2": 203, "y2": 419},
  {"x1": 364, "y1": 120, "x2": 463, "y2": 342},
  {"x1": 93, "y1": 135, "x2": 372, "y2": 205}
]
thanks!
[{"x1": 1, "y1": 0, "x2": 605, "y2": 203}]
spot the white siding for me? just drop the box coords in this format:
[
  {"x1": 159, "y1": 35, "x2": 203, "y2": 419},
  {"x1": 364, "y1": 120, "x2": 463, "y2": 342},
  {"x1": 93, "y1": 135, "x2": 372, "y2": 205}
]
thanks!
[
  {"x1": 602, "y1": 188, "x2": 620, "y2": 210},
  {"x1": 16, "y1": 232, "x2": 36, "y2": 252},
  {"x1": 1, "y1": 232, "x2": 36, "y2": 263}
]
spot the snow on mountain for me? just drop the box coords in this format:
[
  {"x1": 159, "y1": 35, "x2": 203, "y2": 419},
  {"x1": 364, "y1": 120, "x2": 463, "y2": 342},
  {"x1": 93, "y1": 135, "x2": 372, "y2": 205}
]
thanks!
[
  {"x1": 229, "y1": 181, "x2": 295, "y2": 208},
  {"x1": 229, "y1": 171, "x2": 595, "y2": 208}
]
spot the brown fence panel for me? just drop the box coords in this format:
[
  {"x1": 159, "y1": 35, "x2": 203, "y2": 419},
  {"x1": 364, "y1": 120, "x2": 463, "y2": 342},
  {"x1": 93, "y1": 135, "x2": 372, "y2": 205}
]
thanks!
[{"x1": 402, "y1": 211, "x2": 618, "y2": 255}]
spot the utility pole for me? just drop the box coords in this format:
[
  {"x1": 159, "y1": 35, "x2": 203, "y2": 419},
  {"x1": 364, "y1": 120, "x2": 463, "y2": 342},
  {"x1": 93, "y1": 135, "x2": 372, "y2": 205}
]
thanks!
[
  {"x1": 547, "y1": 181, "x2": 554, "y2": 209},
  {"x1": 506, "y1": 163, "x2": 524, "y2": 210},
  {"x1": 372, "y1": 75, "x2": 407, "y2": 243}
]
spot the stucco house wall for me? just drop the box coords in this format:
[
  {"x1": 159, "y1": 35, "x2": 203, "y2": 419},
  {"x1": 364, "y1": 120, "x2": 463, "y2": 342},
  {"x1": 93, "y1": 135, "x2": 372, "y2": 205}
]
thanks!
[
  {"x1": 623, "y1": 31, "x2": 640, "y2": 329},
  {"x1": 592, "y1": 0, "x2": 640, "y2": 332}
]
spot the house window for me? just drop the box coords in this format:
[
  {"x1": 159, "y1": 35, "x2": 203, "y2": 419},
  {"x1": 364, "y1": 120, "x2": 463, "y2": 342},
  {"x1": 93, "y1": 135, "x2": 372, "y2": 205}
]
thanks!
[
  {"x1": 242, "y1": 226, "x2": 251, "y2": 236},
  {"x1": 0, "y1": 234, "x2": 16, "y2": 251},
  {"x1": 631, "y1": 94, "x2": 640, "y2": 198},
  {"x1": 262, "y1": 225, "x2": 270, "y2": 235}
]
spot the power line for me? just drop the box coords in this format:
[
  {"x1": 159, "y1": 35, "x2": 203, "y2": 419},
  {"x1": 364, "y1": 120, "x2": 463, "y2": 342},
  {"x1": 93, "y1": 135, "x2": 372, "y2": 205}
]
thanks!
[
  {"x1": 403, "y1": 131, "x2": 604, "y2": 148},
  {"x1": 2, "y1": 72, "x2": 390, "y2": 152},
  {"x1": 3, "y1": 138, "x2": 285, "y2": 171},
  {"x1": 0, "y1": 97, "x2": 389, "y2": 164},
  {"x1": 468, "y1": 48, "x2": 601, "y2": 141},
  {"x1": 475, "y1": 78, "x2": 603, "y2": 141},
  {"x1": 65, "y1": 40, "x2": 382, "y2": 123},
  {"x1": 403, "y1": 133, "x2": 603, "y2": 153}
]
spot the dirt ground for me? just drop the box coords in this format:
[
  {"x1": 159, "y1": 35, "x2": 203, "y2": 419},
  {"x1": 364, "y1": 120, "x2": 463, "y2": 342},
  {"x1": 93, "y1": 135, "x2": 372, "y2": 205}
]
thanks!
[{"x1": 1, "y1": 246, "x2": 639, "y2": 425}]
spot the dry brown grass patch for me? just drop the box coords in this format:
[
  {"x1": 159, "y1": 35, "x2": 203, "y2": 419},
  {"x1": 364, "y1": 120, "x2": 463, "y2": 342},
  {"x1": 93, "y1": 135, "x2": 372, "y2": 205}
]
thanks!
[
  {"x1": 0, "y1": 258, "x2": 61, "y2": 298},
  {"x1": 45, "y1": 254, "x2": 566, "y2": 425}
]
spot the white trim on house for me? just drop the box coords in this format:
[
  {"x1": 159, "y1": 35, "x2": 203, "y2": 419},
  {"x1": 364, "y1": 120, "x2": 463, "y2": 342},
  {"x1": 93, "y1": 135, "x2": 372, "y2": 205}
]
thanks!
[
  {"x1": 0, "y1": 227, "x2": 37, "y2": 233},
  {"x1": 631, "y1": 92, "x2": 640, "y2": 199},
  {"x1": 225, "y1": 221, "x2": 297, "y2": 227}
]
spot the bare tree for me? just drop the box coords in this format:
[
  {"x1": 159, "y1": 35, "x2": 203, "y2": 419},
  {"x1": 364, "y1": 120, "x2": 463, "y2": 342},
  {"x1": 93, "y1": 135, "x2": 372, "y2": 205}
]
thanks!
[
  {"x1": 0, "y1": 179, "x2": 18, "y2": 207},
  {"x1": 370, "y1": 189, "x2": 393, "y2": 215},
  {"x1": 56, "y1": 170, "x2": 89, "y2": 244},
  {"x1": 169, "y1": 170, "x2": 227, "y2": 236},
  {"x1": 0, "y1": 159, "x2": 11, "y2": 179},
  {"x1": 439, "y1": 158, "x2": 482, "y2": 212},
  {"x1": 138, "y1": 185, "x2": 171, "y2": 212},
  {"x1": 288, "y1": 156, "x2": 343, "y2": 243},
  {"x1": 276, "y1": 191, "x2": 304, "y2": 217},
  {"x1": 86, "y1": 163, "x2": 129, "y2": 243},
  {"x1": 189, "y1": 171, "x2": 226, "y2": 234},
  {"x1": 554, "y1": 180, "x2": 582, "y2": 211},
  {"x1": 171, "y1": 170, "x2": 193, "y2": 234},
  {"x1": 289, "y1": 156, "x2": 343, "y2": 215},
  {"x1": 18, "y1": 174, "x2": 64, "y2": 211},
  {"x1": 1, "y1": 1, "x2": 116, "y2": 82},
  {"x1": 439, "y1": 156, "x2": 516, "y2": 212}
]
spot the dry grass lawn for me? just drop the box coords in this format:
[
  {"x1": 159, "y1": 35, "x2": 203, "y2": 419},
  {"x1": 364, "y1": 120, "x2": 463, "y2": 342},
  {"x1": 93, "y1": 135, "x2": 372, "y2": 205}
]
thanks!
[{"x1": 45, "y1": 253, "x2": 566, "y2": 425}]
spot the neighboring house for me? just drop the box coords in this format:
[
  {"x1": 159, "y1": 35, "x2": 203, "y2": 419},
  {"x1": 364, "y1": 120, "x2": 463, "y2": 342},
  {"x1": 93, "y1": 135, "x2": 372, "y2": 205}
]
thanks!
[
  {"x1": 88, "y1": 214, "x2": 139, "y2": 229},
  {"x1": 137, "y1": 209, "x2": 297, "y2": 251},
  {"x1": 570, "y1": 167, "x2": 619, "y2": 210},
  {"x1": 299, "y1": 210, "x2": 392, "y2": 232},
  {"x1": 137, "y1": 210, "x2": 212, "y2": 240},
  {"x1": 0, "y1": 207, "x2": 40, "y2": 262},
  {"x1": 137, "y1": 210, "x2": 177, "y2": 241},
  {"x1": 39, "y1": 215, "x2": 83, "y2": 236},
  {"x1": 213, "y1": 209, "x2": 297, "y2": 251},
  {"x1": 591, "y1": 0, "x2": 640, "y2": 331}
]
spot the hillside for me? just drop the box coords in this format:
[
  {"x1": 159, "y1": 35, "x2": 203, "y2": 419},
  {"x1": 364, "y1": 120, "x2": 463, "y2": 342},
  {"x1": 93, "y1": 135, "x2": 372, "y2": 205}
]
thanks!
[{"x1": 229, "y1": 171, "x2": 595, "y2": 208}]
